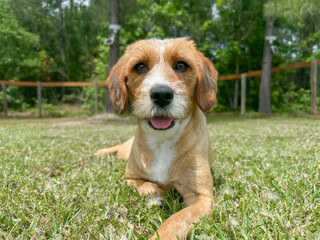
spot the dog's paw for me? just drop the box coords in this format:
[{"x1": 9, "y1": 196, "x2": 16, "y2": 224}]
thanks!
[{"x1": 95, "y1": 148, "x2": 109, "y2": 157}]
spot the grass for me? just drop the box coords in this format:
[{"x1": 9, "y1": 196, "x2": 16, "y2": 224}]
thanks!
[
  {"x1": 0, "y1": 114, "x2": 319, "y2": 239},
  {"x1": 3, "y1": 104, "x2": 95, "y2": 118}
]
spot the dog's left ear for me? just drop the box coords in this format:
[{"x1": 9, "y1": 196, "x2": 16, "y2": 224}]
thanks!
[{"x1": 195, "y1": 52, "x2": 218, "y2": 113}]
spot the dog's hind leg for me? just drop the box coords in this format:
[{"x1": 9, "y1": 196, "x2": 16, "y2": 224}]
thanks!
[{"x1": 95, "y1": 137, "x2": 134, "y2": 160}]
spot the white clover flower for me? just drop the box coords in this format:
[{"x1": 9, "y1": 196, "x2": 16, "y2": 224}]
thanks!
[
  {"x1": 222, "y1": 186, "x2": 234, "y2": 196},
  {"x1": 228, "y1": 216, "x2": 239, "y2": 227},
  {"x1": 146, "y1": 196, "x2": 163, "y2": 207},
  {"x1": 260, "y1": 209, "x2": 272, "y2": 218},
  {"x1": 265, "y1": 191, "x2": 280, "y2": 201}
]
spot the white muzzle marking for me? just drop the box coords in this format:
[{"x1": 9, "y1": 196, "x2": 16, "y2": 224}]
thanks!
[{"x1": 133, "y1": 72, "x2": 188, "y2": 119}]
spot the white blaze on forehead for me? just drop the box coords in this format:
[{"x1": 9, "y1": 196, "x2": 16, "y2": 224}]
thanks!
[
  {"x1": 152, "y1": 39, "x2": 171, "y2": 55},
  {"x1": 140, "y1": 72, "x2": 184, "y2": 96},
  {"x1": 141, "y1": 39, "x2": 180, "y2": 93},
  {"x1": 140, "y1": 72, "x2": 170, "y2": 93}
]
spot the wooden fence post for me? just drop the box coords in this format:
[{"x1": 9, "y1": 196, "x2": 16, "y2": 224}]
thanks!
[
  {"x1": 94, "y1": 80, "x2": 98, "y2": 115},
  {"x1": 233, "y1": 80, "x2": 239, "y2": 109},
  {"x1": 2, "y1": 82, "x2": 8, "y2": 117},
  {"x1": 310, "y1": 59, "x2": 318, "y2": 114},
  {"x1": 241, "y1": 74, "x2": 246, "y2": 115},
  {"x1": 37, "y1": 81, "x2": 42, "y2": 118}
]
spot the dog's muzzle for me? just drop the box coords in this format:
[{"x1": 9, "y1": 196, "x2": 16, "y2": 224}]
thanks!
[{"x1": 147, "y1": 85, "x2": 175, "y2": 130}]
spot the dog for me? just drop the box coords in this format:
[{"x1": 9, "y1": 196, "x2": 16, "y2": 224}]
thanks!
[{"x1": 96, "y1": 38, "x2": 218, "y2": 239}]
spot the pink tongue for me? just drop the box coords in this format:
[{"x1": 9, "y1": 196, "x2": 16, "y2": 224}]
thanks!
[{"x1": 149, "y1": 117, "x2": 173, "y2": 129}]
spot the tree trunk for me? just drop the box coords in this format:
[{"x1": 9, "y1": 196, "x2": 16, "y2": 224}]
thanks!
[
  {"x1": 233, "y1": 0, "x2": 242, "y2": 109},
  {"x1": 58, "y1": 0, "x2": 67, "y2": 101},
  {"x1": 259, "y1": 17, "x2": 274, "y2": 115},
  {"x1": 105, "y1": 0, "x2": 119, "y2": 113},
  {"x1": 233, "y1": 55, "x2": 240, "y2": 109}
]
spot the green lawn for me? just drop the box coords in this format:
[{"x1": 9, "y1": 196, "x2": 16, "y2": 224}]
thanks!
[{"x1": 0, "y1": 114, "x2": 319, "y2": 239}]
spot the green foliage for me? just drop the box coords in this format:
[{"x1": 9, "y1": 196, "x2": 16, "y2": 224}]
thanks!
[
  {"x1": 215, "y1": 41, "x2": 241, "y2": 72},
  {"x1": 200, "y1": 0, "x2": 265, "y2": 73},
  {"x1": 272, "y1": 87, "x2": 311, "y2": 114},
  {"x1": 0, "y1": 0, "x2": 44, "y2": 80},
  {"x1": 271, "y1": 69, "x2": 313, "y2": 114},
  {"x1": 81, "y1": 87, "x2": 106, "y2": 112},
  {"x1": 283, "y1": 88, "x2": 310, "y2": 113},
  {"x1": 40, "y1": 103, "x2": 91, "y2": 117},
  {"x1": 0, "y1": 0, "x2": 317, "y2": 114},
  {"x1": 1, "y1": 86, "x2": 32, "y2": 111},
  {"x1": 120, "y1": 0, "x2": 186, "y2": 43},
  {"x1": 265, "y1": 0, "x2": 320, "y2": 61},
  {"x1": 94, "y1": 33, "x2": 110, "y2": 83},
  {"x1": 82, "y1": 30, "x2": 109, "y2": 112},
  {"x1": 264, "y1": 0, "x2": 319, "y2": 24},
  {"x1": 10, "y1": 0, "x2": 109, "y2": 83}
]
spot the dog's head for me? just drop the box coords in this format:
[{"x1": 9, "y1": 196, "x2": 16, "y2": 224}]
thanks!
[{"x1": 107, "y1": 38, "x2": 218, "y2": 132}]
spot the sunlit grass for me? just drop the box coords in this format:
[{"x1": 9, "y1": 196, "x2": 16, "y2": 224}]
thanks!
[{"x1": 0, "y1": 114, "x2": 319, "y2": 239}]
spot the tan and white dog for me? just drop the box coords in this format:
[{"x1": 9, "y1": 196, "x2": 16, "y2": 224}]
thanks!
[{"x1": 96, "y1": 38, "x2": 218, "y2": 239}]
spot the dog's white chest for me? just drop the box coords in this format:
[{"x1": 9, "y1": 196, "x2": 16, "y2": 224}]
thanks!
[
  {"x1": 143, "y1": 118, "x2": 190, "y2": 185},
  {"x1": 147, "y1": 138, "x2": 176, "y2": 185}
]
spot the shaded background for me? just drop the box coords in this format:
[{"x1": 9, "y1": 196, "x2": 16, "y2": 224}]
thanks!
[{"x1": 0, "y1": 0, "x2": 319, "y2": 116}]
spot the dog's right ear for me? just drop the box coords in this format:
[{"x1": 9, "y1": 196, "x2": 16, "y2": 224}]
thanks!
[{"x1": 107, "y1": 57, "x2": 128, "y2": 114}]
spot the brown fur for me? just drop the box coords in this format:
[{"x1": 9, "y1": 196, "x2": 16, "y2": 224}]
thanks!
[{"x1": 96, "y1": 38, "x2": 218, "y2": 239}]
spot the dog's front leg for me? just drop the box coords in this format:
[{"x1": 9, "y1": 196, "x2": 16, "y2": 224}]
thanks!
[
  {"x1": 95, "y1": 137, "x2": 134, "y2": 159},
  {"x1": 127, "y1": 179, "x2": 166, "y2": 196},
  {"x1": 152, "y1": 194, "x2": 213, "y2": 240}
]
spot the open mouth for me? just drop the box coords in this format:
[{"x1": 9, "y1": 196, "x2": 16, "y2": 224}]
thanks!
[{"x1": 148, "y1": 116, "x2": 175, "y2": 130}]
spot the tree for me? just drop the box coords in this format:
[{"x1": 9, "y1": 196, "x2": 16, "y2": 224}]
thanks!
[
  {"x1": 259, "y1": 17, "x2": 274, "y2": 115},
  {"x1": 105, "y1": 0, "x2": 119, "y2": 113},
  {"x1": 0, "y1": 0, "x2": 43, "y2": 81},
  {"x1": 260, "y1": 0, "x2": 320, "y2": 114},
  {"x1": 2, "y1": 0, "x2": 315, "y2": 114},
  {"x1": 11, "y1": 0, "x2": 109, "y2": 83},
  {"x1": 200, "y1": 0, "x2": 265, "y2": 110},
  {"x1": 264, "y1": 0, "x2": 320, "y2": 61},
  {"x1": 0, "y1": 0, "x2": 47, "y2": 109},
  {"x1": 57, "y1": 0, "x2": 67, "y2": 99}
]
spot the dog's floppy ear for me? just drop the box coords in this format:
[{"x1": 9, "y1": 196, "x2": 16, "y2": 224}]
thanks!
[
  {"x1": 195, "y1": 52, "x2": 218, "y2": 113},
  {"x1": 107, "y1": 57, "x2": 128, "y2": 114}
]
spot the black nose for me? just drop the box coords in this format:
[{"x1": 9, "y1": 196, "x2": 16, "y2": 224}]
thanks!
[{"x1": 150, "y1": 85, "x2": 174, "y2": 107}]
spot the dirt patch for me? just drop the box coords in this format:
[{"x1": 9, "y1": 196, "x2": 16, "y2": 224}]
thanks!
[{"x1": 0, "y1": 113, "x2": 136, "y2": 127}]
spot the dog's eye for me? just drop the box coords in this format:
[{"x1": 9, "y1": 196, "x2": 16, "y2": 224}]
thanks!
[
  {"x1": 134, "y1": 63, "x2": 148, "y2": 74},
  {"x1": 174, "y1": 61, "x2": 189, "y2": 72}
]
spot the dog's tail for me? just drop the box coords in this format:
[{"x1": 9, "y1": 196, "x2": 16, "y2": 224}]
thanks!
[{"x1": 95, "y1": 137, "x2": 134, "y2": 160}]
